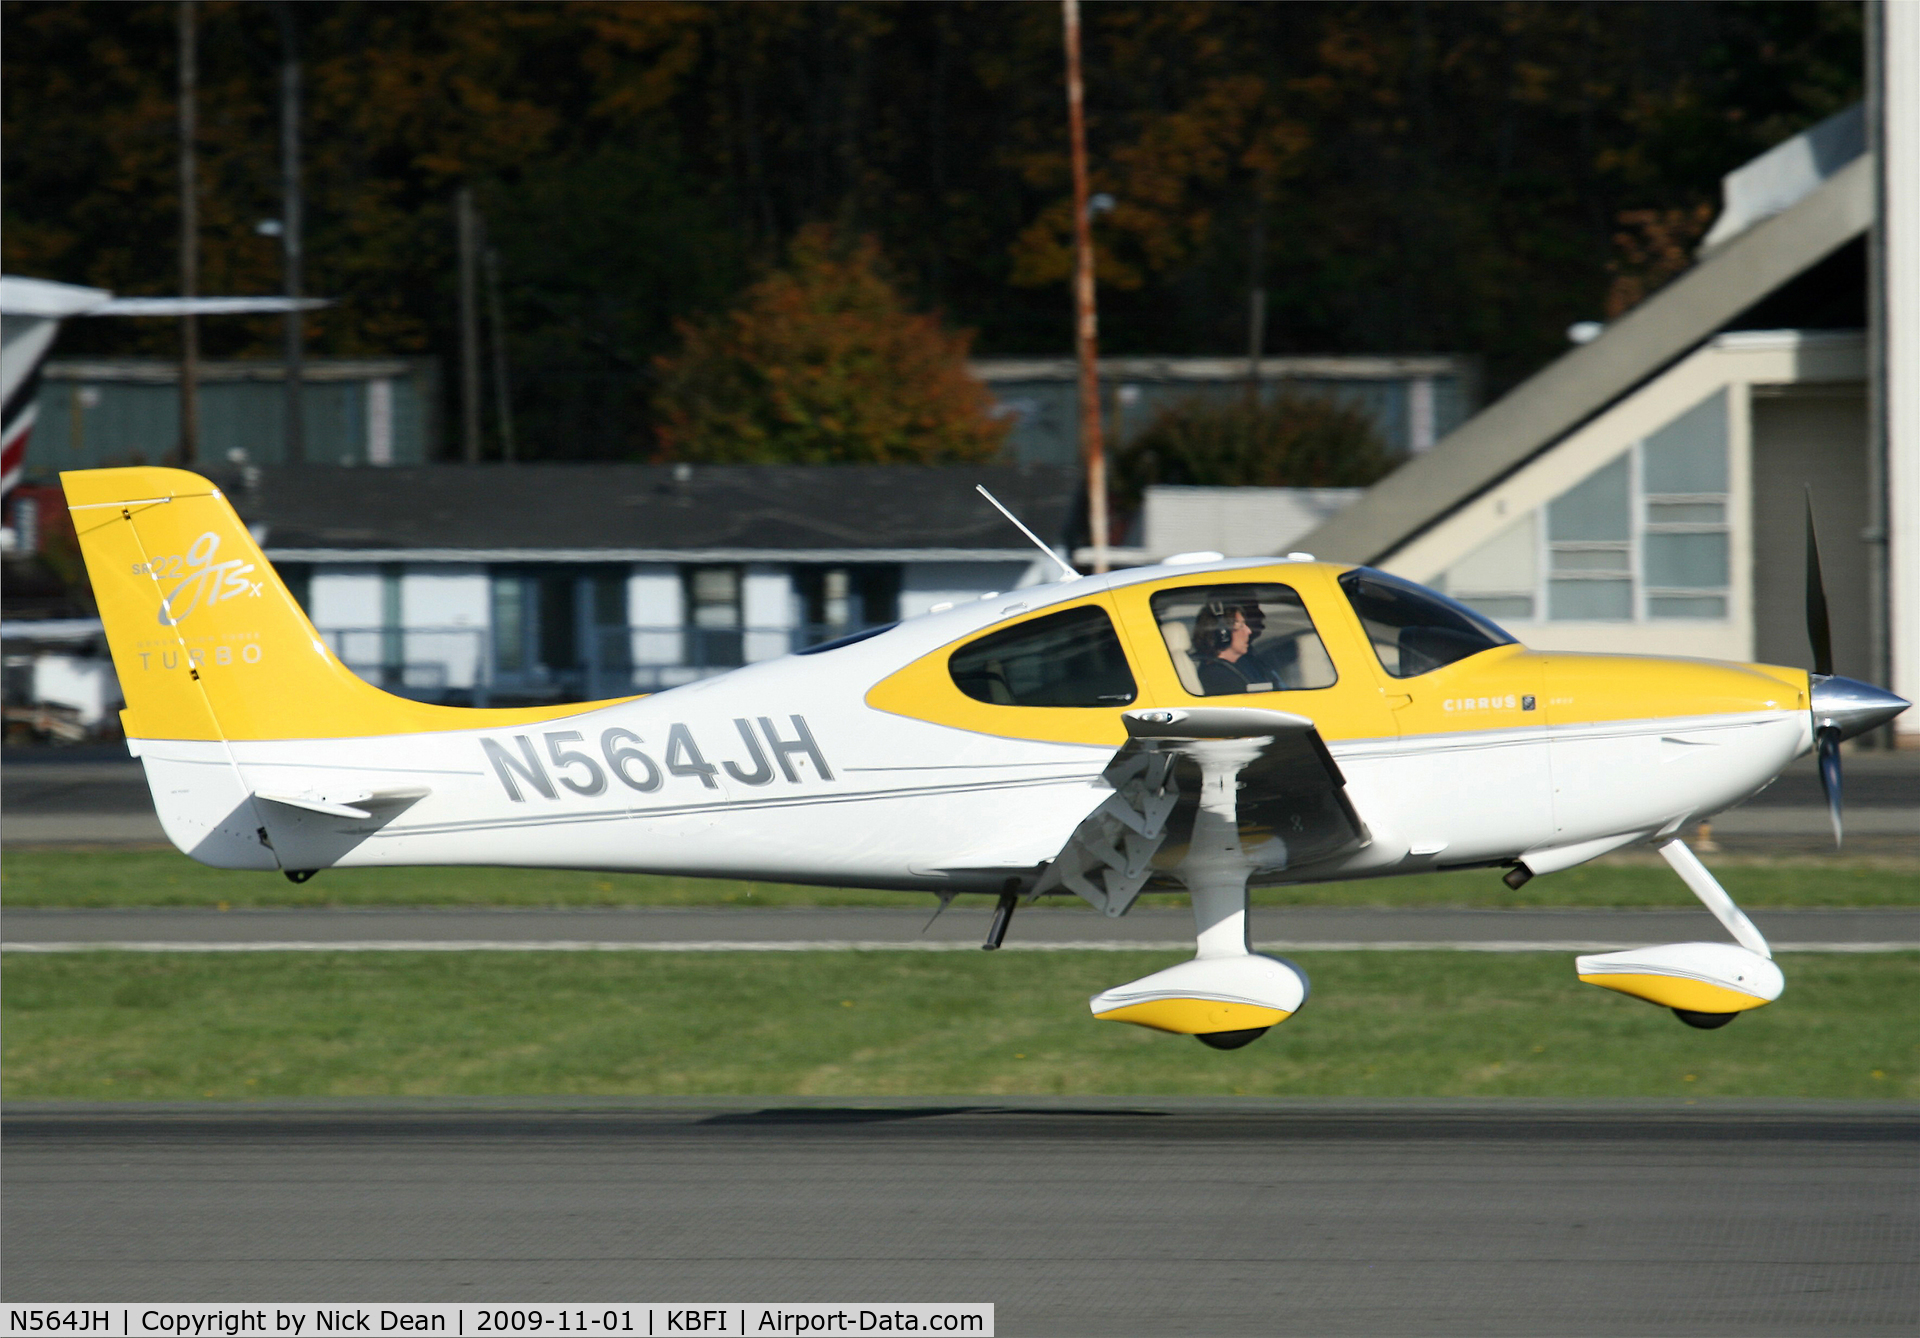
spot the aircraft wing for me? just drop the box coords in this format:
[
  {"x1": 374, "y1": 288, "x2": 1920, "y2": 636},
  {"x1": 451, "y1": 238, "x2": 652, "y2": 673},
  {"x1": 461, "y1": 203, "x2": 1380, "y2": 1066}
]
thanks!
[{"x1": 1035, "y1": 707, "x2": 1368, "y2": 917}]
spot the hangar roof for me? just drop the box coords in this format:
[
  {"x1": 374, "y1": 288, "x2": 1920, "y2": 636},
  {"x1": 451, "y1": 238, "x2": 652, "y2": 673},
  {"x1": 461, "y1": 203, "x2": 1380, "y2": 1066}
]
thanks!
[{"x1": 237, "y1": 462, "x2": 1079, "y2": 564}]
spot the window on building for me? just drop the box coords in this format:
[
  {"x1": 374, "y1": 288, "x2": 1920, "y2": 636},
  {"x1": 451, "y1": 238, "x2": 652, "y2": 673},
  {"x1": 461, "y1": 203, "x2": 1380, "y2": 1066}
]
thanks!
[
  {"x1": 1148, "y1": 583, "x2": 1337, "y2": 697},
  {"x1": 589, "y1": 571, "x2": 630, "y2": 682},
  {"x1": 949, "y1": 605, "x2": 1136, "y2": 707},
  {"x1": 1640, "y1": 389, "x2": 1730, "y2": 618},
  {"x1": 1432, "y1": 388, "x2": 1732, "y2": 625},
  {"x1": 794, "y1": 564, "x2": 901, "y2": 646},
  {"x1": 493, "y1": 565, "x2": 631, "y2": 693},
  {"x1": 1548, "y1": 454, "x2": 1633, "y2": 620},
  {"x1": 492, "y1": 569, "x2": 532, "y2": 677},
  {"x1": 380, "y1": 564, "x2": 405, "y2": 684},
  {"x1": 1340, "y1": 568, "x2": 1514, "y2": 678},
  {"x1": 279, "y1": 563, "x2": 313, "y2": 616},
  {"x1": 685, "y1": 565, "x2": 743, "y2": 668},
  {"x1": 1430, "y1": 515, "x2": 1535, "y2": 621}
]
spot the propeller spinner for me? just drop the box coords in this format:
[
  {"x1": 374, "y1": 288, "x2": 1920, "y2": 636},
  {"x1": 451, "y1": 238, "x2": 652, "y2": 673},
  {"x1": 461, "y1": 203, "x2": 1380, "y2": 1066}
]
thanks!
[{"x1": 1803, "y1": 494, "x2": 1910, "y2": 845}]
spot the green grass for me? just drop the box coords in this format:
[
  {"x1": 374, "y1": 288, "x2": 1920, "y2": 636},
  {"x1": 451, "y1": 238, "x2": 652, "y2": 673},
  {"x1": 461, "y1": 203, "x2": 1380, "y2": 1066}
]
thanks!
[
  {"x1": 5, "y1": 847, "x2": 1918, "y2": 909},
  {"x1": 5, "y1": 950, "x2": 1915, "y2": 1100}
]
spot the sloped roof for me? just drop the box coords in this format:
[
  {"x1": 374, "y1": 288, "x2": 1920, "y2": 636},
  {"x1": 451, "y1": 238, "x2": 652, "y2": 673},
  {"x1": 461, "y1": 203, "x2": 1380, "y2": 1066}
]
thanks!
[
  {"x1": 1296, "y1": 152, "x2": 1872, "y2": 567},
  {"x1": 236, "y1": 462, "x2": 1079, "y2": 561}
]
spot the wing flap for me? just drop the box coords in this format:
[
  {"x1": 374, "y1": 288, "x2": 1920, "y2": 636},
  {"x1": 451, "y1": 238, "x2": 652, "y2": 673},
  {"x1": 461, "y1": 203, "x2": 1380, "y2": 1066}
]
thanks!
[{"x1": 1037, "y1": 708, "x2": 1367, "y2": 916}]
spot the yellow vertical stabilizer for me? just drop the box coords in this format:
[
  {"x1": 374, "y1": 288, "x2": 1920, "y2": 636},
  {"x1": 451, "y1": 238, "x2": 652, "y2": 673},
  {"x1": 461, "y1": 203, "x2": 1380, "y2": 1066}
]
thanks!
[{"x1": 63, "y1": 467, "x2": 620, "y2": 742}]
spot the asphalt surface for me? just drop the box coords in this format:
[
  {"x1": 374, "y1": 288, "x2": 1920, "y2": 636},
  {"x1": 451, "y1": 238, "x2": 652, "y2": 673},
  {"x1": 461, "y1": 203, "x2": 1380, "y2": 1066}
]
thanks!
[
  {"x1": 6, "y1": 749, "x2": 1918, "y2": 852},
  {"x1": 6, "y1": 904, "x2": 1920, "y2": 950},
  {"x1": 5, "y1": 1100, "x2": 1916, "y2": 1335}
]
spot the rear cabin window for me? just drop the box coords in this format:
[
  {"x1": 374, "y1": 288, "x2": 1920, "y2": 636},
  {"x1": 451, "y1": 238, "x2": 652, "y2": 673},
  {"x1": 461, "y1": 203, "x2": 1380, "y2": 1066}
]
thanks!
[
  {"x1": 948, "y1": 605, "x2": 1137, "y2": 707},
  {"x1": 1339, "y1": 568, "x2": 1515, "y2": 678},
  {"x1": 1150, "y1": 584, "x2": 1338, "y2": 697}
]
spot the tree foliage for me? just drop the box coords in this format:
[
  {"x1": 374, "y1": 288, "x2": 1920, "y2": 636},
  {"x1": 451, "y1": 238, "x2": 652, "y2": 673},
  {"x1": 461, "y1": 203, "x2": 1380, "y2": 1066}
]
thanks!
[
  {"x1": 2, "y1": 1, "x2": 1864, "y2": 461},
  {"x1": 651, "y1": 225, "x2": 1006, "y2": 465},
  {"x1": 1115, "y1": 394, "x2": 1393, "y2": 503}
]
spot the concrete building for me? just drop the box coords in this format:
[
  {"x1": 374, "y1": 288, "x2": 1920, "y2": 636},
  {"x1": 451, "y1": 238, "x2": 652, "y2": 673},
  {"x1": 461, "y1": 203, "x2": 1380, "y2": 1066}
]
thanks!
[
  {"x1": 32, "y1": 357, "x2": 438, "y2": 469},
  {"x1": 1296, "y1": 93, "x2": 1916, "y2": 745},
  {"x1": 978, "y1": 355, "x2": 1477, "y2": 467}
]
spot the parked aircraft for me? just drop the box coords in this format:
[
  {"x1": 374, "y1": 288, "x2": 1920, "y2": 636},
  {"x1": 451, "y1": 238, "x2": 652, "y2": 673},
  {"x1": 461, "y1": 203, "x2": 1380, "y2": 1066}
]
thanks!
[
  {"x1": 62, "y1": 465, "x2": 1907, "y2": 1048},
  {"x1": 1, "y1": 275, "x2": 323, "y2": 496}
]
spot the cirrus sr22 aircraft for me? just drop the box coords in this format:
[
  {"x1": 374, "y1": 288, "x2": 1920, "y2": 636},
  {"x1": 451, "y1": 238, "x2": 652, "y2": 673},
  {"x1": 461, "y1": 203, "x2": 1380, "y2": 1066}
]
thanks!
[{"x1": 64, "y1": 466, "x2": 1908, "y2": 1049}]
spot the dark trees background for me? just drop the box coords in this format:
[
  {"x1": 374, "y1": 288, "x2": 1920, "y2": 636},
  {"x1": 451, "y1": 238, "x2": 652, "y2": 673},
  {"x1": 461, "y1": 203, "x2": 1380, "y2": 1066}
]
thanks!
[{"x1": 2, "y1": 1, "x2": 1864, "y2": 461}]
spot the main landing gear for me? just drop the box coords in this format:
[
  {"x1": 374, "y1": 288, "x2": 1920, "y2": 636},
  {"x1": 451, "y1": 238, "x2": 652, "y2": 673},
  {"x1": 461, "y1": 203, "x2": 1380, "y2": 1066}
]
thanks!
[{"x1": 1087, "y1": 738, "x2": 1308, "y2": 1049}]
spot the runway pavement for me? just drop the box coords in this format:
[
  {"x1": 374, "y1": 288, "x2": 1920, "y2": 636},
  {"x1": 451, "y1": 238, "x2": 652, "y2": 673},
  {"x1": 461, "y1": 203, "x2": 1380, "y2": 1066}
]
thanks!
[
  {"x1": 5, "y1": 1100, "x2": 1916, "y2": 1335},
  {"x1": 7, "y1": 904, "x2": 1920, "y2": 951}
]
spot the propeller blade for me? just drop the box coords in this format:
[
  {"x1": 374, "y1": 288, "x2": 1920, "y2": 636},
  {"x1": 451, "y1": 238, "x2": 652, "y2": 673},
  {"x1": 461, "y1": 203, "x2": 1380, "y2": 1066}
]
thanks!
[
  {"x1": 1805, "y1": 491, "x2": 1834, "y2": 678},
  {"x1": 1817, "y1": 726, "x2": 1844, "y2": 848}
]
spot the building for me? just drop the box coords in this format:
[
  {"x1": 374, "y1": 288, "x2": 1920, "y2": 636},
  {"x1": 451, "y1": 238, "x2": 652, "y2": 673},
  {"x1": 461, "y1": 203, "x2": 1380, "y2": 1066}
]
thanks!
[
  {"x1": 1294, "y1": 98, "x2": 1916, "y2": 745},
  {"x1": 977, "y1": 355, "x2": 1478, "y2": 467},
  {"x1": 33, "y1": 357, "x2": 439, "y2": 469},
  {"x1": 238, "y1": 463, "x2": 1077, "y2": 704},
  {"x1": 1077, "y1": 484, "x2": 1363, "y2": 569}
]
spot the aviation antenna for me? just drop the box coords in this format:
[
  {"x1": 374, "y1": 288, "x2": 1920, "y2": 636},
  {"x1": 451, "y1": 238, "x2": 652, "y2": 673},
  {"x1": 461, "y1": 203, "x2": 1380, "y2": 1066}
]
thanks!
[{"x1": 976, "y1": 484, "x2": 1082, "y2": 582}]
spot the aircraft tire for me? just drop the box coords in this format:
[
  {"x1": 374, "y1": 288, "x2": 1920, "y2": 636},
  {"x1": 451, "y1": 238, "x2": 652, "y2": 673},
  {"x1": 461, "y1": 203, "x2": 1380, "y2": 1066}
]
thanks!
[
  {"x1": 1672, "y1": 1008, "x2": 1738, "y2": 1030},
  {"x1": 1195, "y1": 1028, "x2": 1269, "y2": 1050}
]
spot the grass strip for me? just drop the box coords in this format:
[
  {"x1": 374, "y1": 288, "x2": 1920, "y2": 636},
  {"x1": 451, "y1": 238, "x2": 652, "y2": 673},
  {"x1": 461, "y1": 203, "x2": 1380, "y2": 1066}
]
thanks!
[
  {"x1": 5, "y1": 950, "x2": 1914, "y2": 1101},
  {"x1": 6, "y1": 847, "x2": 1918, "y2": 910}
]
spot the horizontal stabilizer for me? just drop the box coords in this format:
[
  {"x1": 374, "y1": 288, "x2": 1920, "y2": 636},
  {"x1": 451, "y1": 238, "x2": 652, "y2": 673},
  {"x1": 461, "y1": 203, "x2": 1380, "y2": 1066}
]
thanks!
[{"x1": 255, "y1": 787, "x2": 431, "y2": 820}]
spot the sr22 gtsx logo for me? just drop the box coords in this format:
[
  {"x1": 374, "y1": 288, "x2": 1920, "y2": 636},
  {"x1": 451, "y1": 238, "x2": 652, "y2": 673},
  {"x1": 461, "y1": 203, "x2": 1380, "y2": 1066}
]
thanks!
[
  {"x1": 139, "y1": 531, "x2": 264, "y2": 626},
  {"x1": 481, "y1": 715, "x2": 832, "y2": 802}
]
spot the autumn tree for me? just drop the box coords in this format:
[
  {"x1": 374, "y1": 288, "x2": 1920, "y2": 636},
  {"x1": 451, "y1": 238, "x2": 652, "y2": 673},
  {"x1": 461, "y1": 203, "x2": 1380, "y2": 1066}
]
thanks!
[
  {"x1": 3, "y1": 1, "x2": 1866, "y2": 462},
  {"x1": 651, "y1": 225, "x2": 1007, "y2": 465}
]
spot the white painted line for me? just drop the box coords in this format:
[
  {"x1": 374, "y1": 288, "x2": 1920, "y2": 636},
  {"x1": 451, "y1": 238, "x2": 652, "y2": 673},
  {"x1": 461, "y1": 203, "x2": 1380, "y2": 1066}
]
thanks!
[{"x1": 4, "y1": 940, "x2": 1916, "y2": 954}]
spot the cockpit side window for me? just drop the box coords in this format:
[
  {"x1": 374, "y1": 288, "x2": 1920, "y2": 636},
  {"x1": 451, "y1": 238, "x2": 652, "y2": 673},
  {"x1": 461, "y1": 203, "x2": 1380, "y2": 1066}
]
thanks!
[
  {"x1": 1338, "y1": 567, "x2": 1515, "y2": 678},
  {"x1": 948, "y1": 605, "x2": 1137, "y2": 707},
  {"x1": 1149, "y1": 583, "x2": 1338, "y2": 697}
]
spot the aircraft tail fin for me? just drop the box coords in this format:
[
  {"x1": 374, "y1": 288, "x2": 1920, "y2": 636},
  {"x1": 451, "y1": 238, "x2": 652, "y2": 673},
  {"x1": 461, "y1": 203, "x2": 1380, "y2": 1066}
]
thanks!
[{"x1": 62, "y1": 466, "x2": 600, "y2": 742}]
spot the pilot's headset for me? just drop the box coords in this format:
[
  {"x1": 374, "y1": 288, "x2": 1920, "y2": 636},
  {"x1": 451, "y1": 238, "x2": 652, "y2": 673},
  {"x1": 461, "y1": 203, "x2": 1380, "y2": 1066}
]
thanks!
[{"x1": 1196, "y1": 596, "x2": 1237, "y2": 653}]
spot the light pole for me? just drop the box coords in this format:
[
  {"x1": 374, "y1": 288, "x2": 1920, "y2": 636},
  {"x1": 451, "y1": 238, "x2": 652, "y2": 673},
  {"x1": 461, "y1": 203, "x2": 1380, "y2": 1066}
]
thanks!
[
  {"x1": 177, "y1": 0, "x2": 199, "y2": 465},
  {"x1": 1063, "y1": 0, "x2": 1108, "y2": 573},
  {"x1": 277, "y1": 2, "x2": 305, "y2": 464},
  {"x1": 457, "y1": 188, "x2": 482, "y2": 465}
]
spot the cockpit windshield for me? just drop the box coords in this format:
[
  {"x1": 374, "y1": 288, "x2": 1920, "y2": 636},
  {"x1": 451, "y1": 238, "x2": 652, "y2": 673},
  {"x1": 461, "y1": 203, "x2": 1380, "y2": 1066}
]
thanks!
[{"x1": 1338, "y1": 568, "x2": 1515, "y2": 678}]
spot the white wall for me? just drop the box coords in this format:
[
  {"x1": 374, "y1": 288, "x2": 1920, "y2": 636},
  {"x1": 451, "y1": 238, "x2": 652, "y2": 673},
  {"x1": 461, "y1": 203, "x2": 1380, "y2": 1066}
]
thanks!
[
  {"x1": 308, "y1": 567, "x2": 382, "y2": 626},
  {"x1": 401, "y1": 566, "x2": 488, "y2": 689},
  {"x1": 743, "y1": 564, "x2": 794, "y2": 662},
  {"x1": 32, "y1": 654, "x2": 120, "y2": 726},
  {"x1": 307, "y1": 567, "x2": 385, "y2": 673},
  {"x1": 627, "y1": 565, "x2": 683, "y2": 670},
  {"x1": 899, "y1": 562, "x2": 1039, "y2": 618},
  {"x1": 1143, "y1": 486, "x2": 1363, "y2": 558}
]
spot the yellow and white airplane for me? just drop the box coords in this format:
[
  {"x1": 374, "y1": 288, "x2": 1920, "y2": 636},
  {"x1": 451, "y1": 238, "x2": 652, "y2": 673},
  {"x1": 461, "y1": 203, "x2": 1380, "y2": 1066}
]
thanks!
[{"x1": 63, "y1": 465, "x2": 1908, "y2": 1049}]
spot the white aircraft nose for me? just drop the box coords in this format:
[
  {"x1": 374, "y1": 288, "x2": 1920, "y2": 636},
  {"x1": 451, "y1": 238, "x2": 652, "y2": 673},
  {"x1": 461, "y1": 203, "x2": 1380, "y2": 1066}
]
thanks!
[{"x1": 1810, "y1": 675, "x2": 1911, "y2": 741}]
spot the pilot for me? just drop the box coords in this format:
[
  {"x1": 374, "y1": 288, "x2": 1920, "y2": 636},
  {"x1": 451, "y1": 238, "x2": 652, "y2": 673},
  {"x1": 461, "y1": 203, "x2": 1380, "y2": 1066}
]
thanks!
[{"x1": 1191, "y1": 599, "x2": 1264, "y2": 695}]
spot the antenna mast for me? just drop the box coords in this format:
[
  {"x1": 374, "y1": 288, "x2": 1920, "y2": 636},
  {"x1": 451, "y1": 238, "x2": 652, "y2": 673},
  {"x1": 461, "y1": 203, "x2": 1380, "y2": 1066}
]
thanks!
[{"x1": 977, "y1": 485, "x2": 1082, "y2": 582}]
